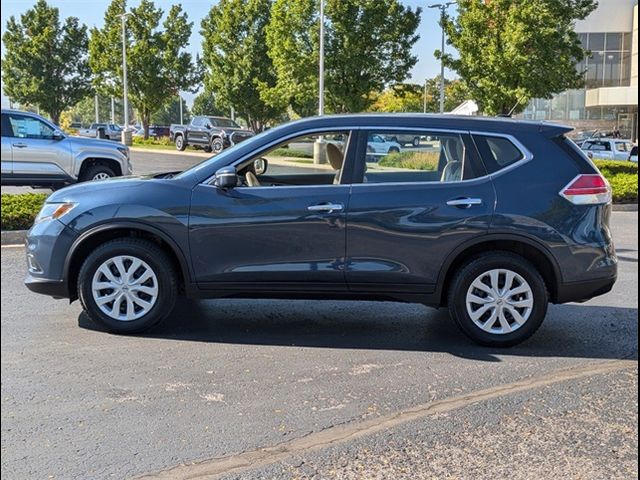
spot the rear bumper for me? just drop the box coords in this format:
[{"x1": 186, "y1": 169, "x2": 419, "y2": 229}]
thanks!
[{"x1": 555, "y1": 274, "x2": 617, "y2": 304}]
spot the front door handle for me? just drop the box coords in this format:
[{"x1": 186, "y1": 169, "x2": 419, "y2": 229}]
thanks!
[
  {"x1": 446, "y1": 197, "x2": 483, "y2": 208},
  {"x1": 307, "y1": 203, "x2": 344, "y2": 214},
  {"x1": 12, "y1": 143, "x2": 28, "y2": 148}
]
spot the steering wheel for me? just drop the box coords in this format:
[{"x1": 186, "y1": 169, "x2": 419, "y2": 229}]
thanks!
[{"x1": 245, "y1": 171, "x2": 261, "y2": 187}]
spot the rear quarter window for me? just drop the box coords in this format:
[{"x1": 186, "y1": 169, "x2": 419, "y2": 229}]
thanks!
[{"x1": 472, "y1": 135, "x2": 525, "y2": 174}]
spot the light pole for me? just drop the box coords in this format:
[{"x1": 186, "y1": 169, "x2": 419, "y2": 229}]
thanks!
[
  {"x1": 428, "y1": 2, "x2": 455, "y2": 114},
  {"x1": 314, "y1": 0, "x2": 327, "y2": 164},
  {"x1": 178, "y1": 94, "x2": 183, "y2": 125},
  {"x1": 119, "y1": 12, "x2": 132, "y2": 144},
  {"x1": 423, "y1": 78, "x2": 428, "y2": 113},
  {"x1": 318, "y1": 0, "x2": 325, "y2": 116}
]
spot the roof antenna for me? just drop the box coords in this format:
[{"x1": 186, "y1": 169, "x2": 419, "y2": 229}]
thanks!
[{"x1": 498, "y1": 96, "x2": 525, "y2": 118}]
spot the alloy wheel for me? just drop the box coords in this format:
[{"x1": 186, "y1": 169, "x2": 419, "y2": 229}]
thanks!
[
  {"x1": 465, "y1": 268, "x2": 534, "y2": 334},
  {"x1": 91, "y1": 255, "x2": 159, "y2": 321}
]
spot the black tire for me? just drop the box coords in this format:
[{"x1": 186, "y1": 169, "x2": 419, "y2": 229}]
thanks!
[
  {"x1": 77, "y1": 238, "x2": 178, "y2": 334},
  {"x1": 175, "y1": 134, "x2": 186, "y2": 151},
  {"x1": 388, "y1": 147, "x2": 400, "y2": 154},
  {"x1": 413, "y1": 137, "x2": 421, "y2": 147},
  {"x1": 79, "y1": 164, "x2": 116, "y2": 182},
  {"x1": 211, "y1": 137, "x2": 225, "y2": 155},
  {"x1": 447, "y1": 252, "x2": 548, "y2": 347}
]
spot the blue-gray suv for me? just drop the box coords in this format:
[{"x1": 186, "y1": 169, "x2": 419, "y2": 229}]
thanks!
[{"x1": 24, "y1": 114, "x2": 618, "y2": 347}]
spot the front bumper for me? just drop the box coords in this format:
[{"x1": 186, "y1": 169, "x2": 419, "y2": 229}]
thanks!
[
  {"x1": 23, "y1": 219, "x2": 79, "y2": 299},
  {"x1": 24, "y1": 275, "x2": 68, "y2": 299}
]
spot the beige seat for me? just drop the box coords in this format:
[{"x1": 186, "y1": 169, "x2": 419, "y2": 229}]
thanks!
[
  {"x1": 440, "y1": 138, "x2": 464, "y2": 182},
  {"x1": 245, "y1": 171, "x2": 261, "y2": 187},
  {"x1": 326, "y1": 143, "x2": 344, "y2": 184}
]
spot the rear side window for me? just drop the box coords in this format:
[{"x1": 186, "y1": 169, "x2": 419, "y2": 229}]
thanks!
[
  {"x1": 473, "y1": 135, "x2": 525, "y2": 174},
  {"x1": 1, "y1": 114, "x2": 14, "y2": 137}
]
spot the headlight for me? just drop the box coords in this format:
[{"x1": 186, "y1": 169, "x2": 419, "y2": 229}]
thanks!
[
  {"x1": 34, "y1": 202, "x2": 77, "y2": 224},
  {"x1": 117, "y1": 146, "x2": 129, "y2": 158}
]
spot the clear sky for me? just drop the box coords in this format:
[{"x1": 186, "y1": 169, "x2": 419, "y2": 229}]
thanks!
[{"x1": 0, "y1": 0, "x2": 451, "y2": 108}]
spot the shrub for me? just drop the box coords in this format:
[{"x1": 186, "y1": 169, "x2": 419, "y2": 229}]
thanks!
[
  {"x1": 269, "y1": 148, "x2": 313, "y2": 159},
  {"x1": 594, "y1": 160, "x2": 638, "y2": 176},
  {"x1": 1, "y1": 193, "x2": 49, "y2": 231},
  {"x1": 378, "y1": 151, "x2": 440, "y2": 170},
  {"x1": 132, "y1": 136, "x2": 174, "y2": 147}
]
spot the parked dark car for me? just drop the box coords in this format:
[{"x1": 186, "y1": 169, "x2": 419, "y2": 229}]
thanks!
[
  {"x1": 170, "y1": 115, "x2": 254, "y2": 153},
  {"x1": 25, "y1": 114, "x2": 617, "y2": 347}
]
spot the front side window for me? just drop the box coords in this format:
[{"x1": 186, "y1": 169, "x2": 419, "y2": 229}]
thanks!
[
  {"x1": 583, "y1": 141, "x2": 610, "y2": 151},
  {"x1": 358, "y1": 131, "x2": 484, "y2": 184},
  {"x1": 7, "y1": 114, "x2": 56, "y2": 140},
  {"x1": 236, "y1": 131, "x2": 351, "y2": 187}
]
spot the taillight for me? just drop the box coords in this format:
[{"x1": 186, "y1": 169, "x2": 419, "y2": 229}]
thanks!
[{"x1": 560, "y1": 174, "x2": 612, "y2": 205}]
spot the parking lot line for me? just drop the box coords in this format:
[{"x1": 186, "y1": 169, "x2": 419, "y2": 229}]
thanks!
[{"x1": 138, "y1": 358, "x2": 636, "y2": 480}]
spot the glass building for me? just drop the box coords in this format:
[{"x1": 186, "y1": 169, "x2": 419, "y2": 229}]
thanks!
[{"x1": 521, "y1": 1, "x2": 638, "y2": 141}]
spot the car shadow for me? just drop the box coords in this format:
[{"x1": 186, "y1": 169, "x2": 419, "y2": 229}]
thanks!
[{"x1": 78, "y1": 298, "x2": 638, "y2": 363}]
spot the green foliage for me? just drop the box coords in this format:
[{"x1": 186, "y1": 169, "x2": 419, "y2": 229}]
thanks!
[
  {"x1": 439, "y1": 0, "x2": 597, "y2": 115},
  {"x1": 151, "y1": 97, "x2": 190, "y2": 125},
  {"x1": 378, "y1": 151, "x2": 440, "y2": 170},
  {"x1": 131, "y1": 136, "x2": 173, "y2": 146},
  {"x1": 265, "y1": 0, "x2": 421, "y2": 115},
  {"x1": 89, "y1": 0, "x2": 200, "y2": 138},
  {"x1": 1, "y1": 193, "x2": 49, "y2": 231},
  {"x1": 370, "y1": 78, "x2": 469, "y2": 113},
  {"x1": 595, "y1": 160, "x2": 638, "y2": 204},
  {"x1": 192, "y1": 89, "x2": 226, "y2": 117},
  {"x1": 201, "y1": 0, "x2": 283, "y2": 132},
  {"x1": 2, "y1": 0, "x2": 91, "y2": 124},
  {"x1": 65, "y1": 95, "x2": 124, "y2": 126},
  {"x1": 269, "y1": 148, "x2": 313, "y2": 159},
  {"x1": 594, "y1": 160, "x2": 639, "y2": 176}
]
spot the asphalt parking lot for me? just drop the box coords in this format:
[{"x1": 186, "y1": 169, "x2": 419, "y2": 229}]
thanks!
[{"x1": 1, "y1": 150, "x2": 638, "y2": 479}]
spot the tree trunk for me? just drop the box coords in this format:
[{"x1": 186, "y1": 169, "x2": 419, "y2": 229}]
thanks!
[
  {"x1": 142, "y1": 113, "x2": 151, "y2": 140},
  {"x1": 50, "y1": 111, "x2": 61, "y2": 126}
]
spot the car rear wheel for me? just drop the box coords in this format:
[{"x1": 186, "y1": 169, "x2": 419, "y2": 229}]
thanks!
[
  {"x1": 78, "y1": 238, "x2": 178, "y2": 334},
  {"x1": 79, "y1": 164, "x2": 116, "y2": 182},
  {"x1": 388, "y1": 147, "x2": 400, "y2": 154},
  {"x1": 175, "y1": 135, "x2": 186, "y2": 151},
  {"x1": 447, "y1": 252, "x2": 548, "y2": 347},
  {"x1": 413, "y1": 137, "x2": 421, "y2": 147}
]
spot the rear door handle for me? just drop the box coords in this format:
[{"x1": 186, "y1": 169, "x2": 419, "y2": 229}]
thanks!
[
  {"x1": 307, "y1": 203, "x2": 344, "y2": 214},
  {"x1": 12, "y1": 143, "x2": 28, "y2": 148},
  {"x1": 446, "y1": 197, "x2": 483, "y2": 208}
]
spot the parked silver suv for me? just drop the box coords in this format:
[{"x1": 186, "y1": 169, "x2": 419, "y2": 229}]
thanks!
[{"x1": 1, "y1": 109, "x2": 132, "y2": 188}]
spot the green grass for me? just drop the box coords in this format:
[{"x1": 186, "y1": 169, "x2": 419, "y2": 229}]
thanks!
[{"x1": 1, "y1": 193, "x2": 49, "y2": 231}]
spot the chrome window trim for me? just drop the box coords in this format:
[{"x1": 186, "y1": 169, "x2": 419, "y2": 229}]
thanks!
[{"x1": 201, "y1": 126, "x2": 533, "y2": 188}]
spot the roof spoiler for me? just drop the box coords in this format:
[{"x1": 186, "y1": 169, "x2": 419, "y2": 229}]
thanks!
[{"x1": 538, "y1": 122, "x2": 574, "y2": 138}]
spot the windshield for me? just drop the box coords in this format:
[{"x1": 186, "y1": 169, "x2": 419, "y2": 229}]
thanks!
[{"x1": 211, "y1": 117, "x2": 240, "y2": 128}]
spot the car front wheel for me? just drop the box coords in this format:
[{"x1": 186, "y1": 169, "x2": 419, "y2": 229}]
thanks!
[
  {"x1": 78, "y1": 238, "x2": 178, "y2": 334},
  {"x1": 79, "y1": 164, "x2": 116, "y2": 182},
  {"x1": 175, "y1": 135, "x2": 186, "y2": 151},
  {"x1": 447, "y1": 252, "x2": 548, "y2": 347}
]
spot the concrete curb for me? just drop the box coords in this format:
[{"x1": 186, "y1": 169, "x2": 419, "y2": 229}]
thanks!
[
  {"x1": 1, "y1": 230, "x2": 27, "y2": 246},
  {"x1": 612, "y1": 203, "x2": 638, "y2": 212}
]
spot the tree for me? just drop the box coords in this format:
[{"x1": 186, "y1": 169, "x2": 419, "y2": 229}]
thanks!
[
  {"x1": 152, "y1": 97, "x2": 190, "y2": 125},
  {"x1": 201, "y1": 0, "x2": 283, "y2": 132},
  {"x1": 265, "y1": 0, "x2": 421, "y2": 115},
  {"x1": 89, "y1": 0, "x2": 200, "y2": 138},
  {"x1": 438, "y1": 0, "x2": 597, "y2": 115},
  {"x1": 66, "y1": 95, "x2": 124, "y2": 126},
  {"x1": 369, "y1": 84, "x2": 424, "y2": 113},
  {"x1": 2, "y1": 0, "x2": 91, "y2": 124},
  {"x1": 423, "y1": 77, "x2": 469, "y2": 113},
  {"x1": 191, "y1": 89, "x2": 226, "y2": 117}
]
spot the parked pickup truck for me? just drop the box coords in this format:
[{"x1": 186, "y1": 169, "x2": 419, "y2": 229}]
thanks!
[
  {"x1": 1, "y1": 109, "x2": 132, "y2": 189},
  {"x1": 170, "y1": 116, "x2": 254, "y2": 153},
  {"x1": 78, "y1": 123, "x2": 123, "y2": 141},
  {"x1": 580, "y1": 138, "x2": 635, "y2": 161}
]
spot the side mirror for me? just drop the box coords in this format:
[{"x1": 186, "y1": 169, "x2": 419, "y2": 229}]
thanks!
[
  {"x1": 214, "y1": 166, "x2": 238, "y2": 189},
  {"x1": 52, "y1": 130, "x2": 65, "y2": 140},
  {"x1": 254, "y1": 158, "x2": 268, "y2": 175}
]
